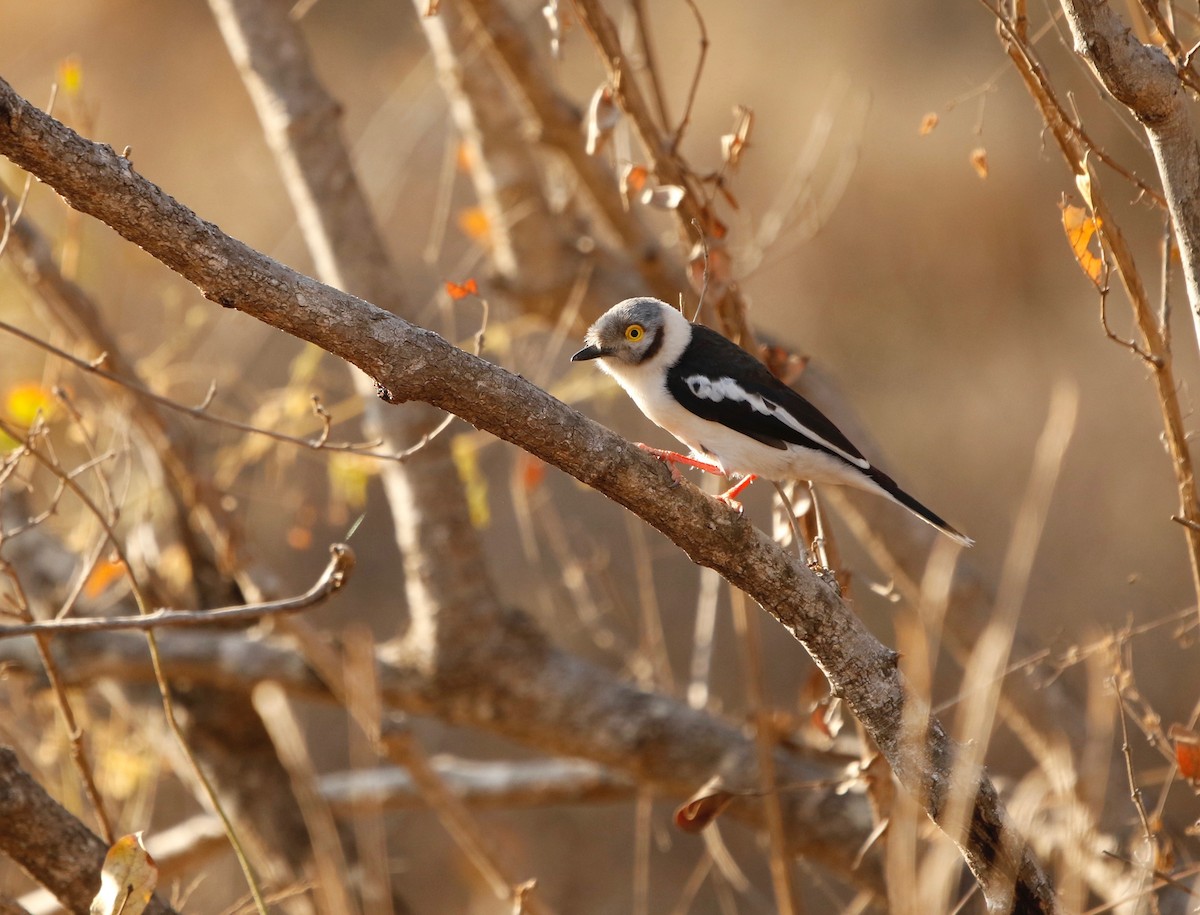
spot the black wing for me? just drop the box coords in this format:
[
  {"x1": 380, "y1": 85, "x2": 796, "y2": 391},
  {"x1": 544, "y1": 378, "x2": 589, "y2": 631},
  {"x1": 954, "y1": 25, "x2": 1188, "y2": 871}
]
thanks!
[{"x1": 665, "y1": 324, "x2": 870, "y2": 467}]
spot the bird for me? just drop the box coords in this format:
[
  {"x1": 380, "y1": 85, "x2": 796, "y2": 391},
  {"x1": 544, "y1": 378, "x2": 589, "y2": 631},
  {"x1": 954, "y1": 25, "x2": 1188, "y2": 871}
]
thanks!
[{"x1": 570, "y1": 297, "x2": 972, "y2": 546}]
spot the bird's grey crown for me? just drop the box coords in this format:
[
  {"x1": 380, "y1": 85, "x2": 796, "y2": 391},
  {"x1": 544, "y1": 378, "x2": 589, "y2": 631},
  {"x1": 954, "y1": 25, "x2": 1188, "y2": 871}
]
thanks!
[{"x1": 584, "y1": 297, "x2": 673, "y2": 365}]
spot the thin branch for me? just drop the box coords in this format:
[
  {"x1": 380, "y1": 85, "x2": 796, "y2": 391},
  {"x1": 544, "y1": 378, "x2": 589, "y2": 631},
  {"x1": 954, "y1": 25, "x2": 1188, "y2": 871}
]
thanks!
[
  {"x1": 671, "y1": 0, "x2": 709, "y2": 152},
  {"x1": 0, "y1": 544, "x2": 352, "y2": 639},
  {"x1": 0, "y1": 320, "x2": 417, "y2": 463}
]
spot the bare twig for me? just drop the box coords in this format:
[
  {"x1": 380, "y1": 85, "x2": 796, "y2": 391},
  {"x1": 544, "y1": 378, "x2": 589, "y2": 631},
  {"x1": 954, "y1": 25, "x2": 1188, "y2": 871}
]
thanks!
[
  {"x1": 671, "y1": 0, "x2": 710, "y2": 152},
  {"x1": 0, "y1": 544, "x2": 352, "y2": 639},
  {"x1": 0, "y1": 319, "x2": 416, "y2": 462}
]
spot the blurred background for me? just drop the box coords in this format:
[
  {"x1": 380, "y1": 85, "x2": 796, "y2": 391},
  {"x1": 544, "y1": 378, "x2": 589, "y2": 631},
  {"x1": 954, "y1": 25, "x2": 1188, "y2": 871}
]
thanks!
[{"x1": 2, "y1": 0, "x2": 1198, "y2": 912}]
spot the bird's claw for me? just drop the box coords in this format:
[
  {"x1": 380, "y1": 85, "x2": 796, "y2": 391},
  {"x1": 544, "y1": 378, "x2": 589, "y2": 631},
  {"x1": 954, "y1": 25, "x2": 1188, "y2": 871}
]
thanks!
[
  {"x1": 636, "y1": 442, "x2": 685, "y2": 487},
  {"x1": 714, "y1": 493, "x2": 745, "y2": 513}
]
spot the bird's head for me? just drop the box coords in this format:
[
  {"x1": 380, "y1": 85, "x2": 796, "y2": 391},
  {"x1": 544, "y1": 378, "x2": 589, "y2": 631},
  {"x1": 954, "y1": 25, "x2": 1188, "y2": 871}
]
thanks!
[{"x1": 571, "y1": 297, "x2": 675, "y2": 368}]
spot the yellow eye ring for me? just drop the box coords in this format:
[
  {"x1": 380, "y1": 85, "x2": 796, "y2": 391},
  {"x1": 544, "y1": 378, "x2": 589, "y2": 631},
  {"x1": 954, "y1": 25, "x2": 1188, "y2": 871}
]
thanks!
[{"x1": 625, "y1": 324, "x2": 645, "y2": 342}]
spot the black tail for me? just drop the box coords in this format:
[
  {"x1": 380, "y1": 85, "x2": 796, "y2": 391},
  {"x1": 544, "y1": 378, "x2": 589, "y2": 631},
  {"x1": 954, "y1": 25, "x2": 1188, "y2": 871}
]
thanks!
[{"x1": 864, "y1": 465, "x2": 973, "y2": 547}]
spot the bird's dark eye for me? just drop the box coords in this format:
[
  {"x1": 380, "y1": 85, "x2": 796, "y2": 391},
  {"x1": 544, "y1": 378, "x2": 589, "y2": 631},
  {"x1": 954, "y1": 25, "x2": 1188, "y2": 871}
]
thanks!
[{"x1": 625, "y1": 324, "x2": 645, "y2": 341}]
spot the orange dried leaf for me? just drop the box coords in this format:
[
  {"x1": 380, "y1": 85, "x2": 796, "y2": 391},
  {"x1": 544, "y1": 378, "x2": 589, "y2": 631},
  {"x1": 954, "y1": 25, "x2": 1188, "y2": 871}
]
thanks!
[
  {"x1": 674, "y1": 776, "x2": 735, "y2": 833},
  {"x1": 455, "y1": 140, "x2": 473, "y2": 173},
  {"x1": 84, "y1": 559, "x2": 125, "y2": 600},
  {"x1": 969, "y1": 147, "x2": 989, "y2": 179},
  {"x1": 810, "y1": 695, "x2": 844, "y2": 740},
  {"x1": 919, "y1": 112, "x2": 939, "y2": 136},
  {"x1": 1169, "y1": 724, "x2": 1200, "y2": 789},
  {"x1": 620, "y1": 164, "x2": 649, "y2": 205},
  {"x1": 91, "y1": 833, "x2": 156, "y2": 915},
  {"x1": 286, "y1": 526, "x2": 313, "y2": 551},
  {"x1": 760, "y1": 344, "x2": 809, "y2": 386},
  {"x1": 445, "y1": 278, "x2": 479, "y2": 300},
  {"x1": 1060, "y1": 202, "x2": 1105, "y2": 286},
  {"x1": 456, "y1": 207, "x2": 491, "y2": 245},
  {"x1": 520, "y1": 455, "x2": 546, "y2": 492}
]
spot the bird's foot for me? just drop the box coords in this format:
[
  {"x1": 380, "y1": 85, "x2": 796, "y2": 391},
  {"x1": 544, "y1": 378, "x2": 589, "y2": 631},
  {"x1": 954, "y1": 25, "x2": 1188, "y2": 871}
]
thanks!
[
  {"x1": 714, "y1": 474, "x2": 757, "y2": 512},
  {"x1": 635, "y1": 443, "x2": 723, "y2": 487},
  {"x1": 713, "y1": 491, "x2": 746, "y2": 513}
]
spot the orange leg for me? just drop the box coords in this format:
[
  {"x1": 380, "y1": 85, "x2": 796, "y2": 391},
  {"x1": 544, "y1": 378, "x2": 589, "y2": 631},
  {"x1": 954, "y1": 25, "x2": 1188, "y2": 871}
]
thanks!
[
  {"x1": 637, "y1": 443, "x2": 757, "y2": 511},
  {"x1": 636, "y1": 443, "x2": 724, "y2": 483},
  {"x1": 716, "y1": 474, "x2": 758, "y2": 509}
]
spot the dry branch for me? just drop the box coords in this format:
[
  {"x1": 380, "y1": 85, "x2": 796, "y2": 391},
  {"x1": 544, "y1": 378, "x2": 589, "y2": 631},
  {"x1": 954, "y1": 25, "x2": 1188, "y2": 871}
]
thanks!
[{"x1": 0, "y1": 76, "x2": 1058, "y2": 911}]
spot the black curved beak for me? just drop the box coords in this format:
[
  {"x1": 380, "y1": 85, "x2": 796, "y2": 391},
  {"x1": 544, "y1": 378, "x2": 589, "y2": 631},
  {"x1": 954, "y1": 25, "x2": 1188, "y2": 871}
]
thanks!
[{"x1": 571, "y1": 344, "x2": 605, "y2": 362}]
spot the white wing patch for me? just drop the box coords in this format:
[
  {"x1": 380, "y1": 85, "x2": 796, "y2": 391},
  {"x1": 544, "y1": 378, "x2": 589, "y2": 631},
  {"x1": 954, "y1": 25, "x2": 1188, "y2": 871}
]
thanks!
[{"x1": 683, "y1": 374, "x2": 870, "y2": 470}]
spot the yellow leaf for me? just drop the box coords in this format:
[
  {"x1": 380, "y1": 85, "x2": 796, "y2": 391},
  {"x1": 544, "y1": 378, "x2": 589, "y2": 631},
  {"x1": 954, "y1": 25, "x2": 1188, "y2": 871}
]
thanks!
[
  {"x1": 288, "y1": 344, "x2": 324, "y2": 387},
  {"x1": 328, "y1": 452, "x2": 375, "y2": 511},
  {"x1": 1060, "y1": 202, "x2": 1105, "y2": 286},
  {"x1": 58, "y1": 56, "x2": 83, "y2": 97},
  {"x1": 451, "y1": 435, "x2": 490, "y2": 529},
  {"x1": 5, "y1": 382, "x2": 55, "y2": 425},
  {"x1": 90, "y1": 833, "x2": 156, "y2": 915},
  {"x1": 919, "y1": 112, "x2": 939, "y2": 136}
]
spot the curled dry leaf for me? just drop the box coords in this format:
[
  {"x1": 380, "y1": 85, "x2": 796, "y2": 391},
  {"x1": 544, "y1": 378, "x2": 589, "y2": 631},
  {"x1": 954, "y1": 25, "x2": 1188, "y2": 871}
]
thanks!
[
  {"x1": 969, "y1": 147, "x2": 989, "y2": 179},
  {"x1": 721, "y1": 105, "x2": 754, "y2": 170},
  {"x1": 919, "y1": 112, "x2": 939, "y2": 135},
  {"x1": 584, "y1": 84, "x2": 620, "y2": 156},
  {"x1": 811, "y1": 695, "x2": 845, "y2": 741},
  {"x1": 674, "y1": 775, "x2": 736, "y2": 833},
  {"x1": 619, "y1": 163, "x2": 649, "y2": 206},
  {"x1": 759, "y1": 345, "x2": 810, "y2": 387},
  {"x1": 90, "y1": 833, "x2": 157, "y2": 915},
  {"x1": 641, "y1": 183, "x2": 686, "y2": 209},
  {"x1": 512, "y1": 878, "x2": 538, "y2": 914}
]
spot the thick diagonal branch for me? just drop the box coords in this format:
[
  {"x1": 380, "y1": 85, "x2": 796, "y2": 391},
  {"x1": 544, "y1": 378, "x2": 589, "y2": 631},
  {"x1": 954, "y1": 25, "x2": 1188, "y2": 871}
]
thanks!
[{"x1": 0, "y1": 76, "x2": 1058, "y2": 911}]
